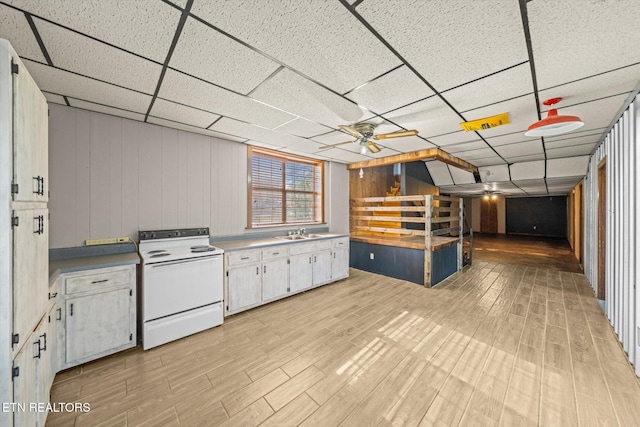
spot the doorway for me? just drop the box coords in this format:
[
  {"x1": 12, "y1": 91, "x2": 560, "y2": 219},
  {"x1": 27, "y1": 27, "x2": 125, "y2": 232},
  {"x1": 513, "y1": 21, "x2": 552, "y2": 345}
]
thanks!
[
  {"x1": 481, "y1": 198, "x2": 498, "y2": 233},
  {"x1": 597, "y1": 159, "x2": 606, "y2": 300}
]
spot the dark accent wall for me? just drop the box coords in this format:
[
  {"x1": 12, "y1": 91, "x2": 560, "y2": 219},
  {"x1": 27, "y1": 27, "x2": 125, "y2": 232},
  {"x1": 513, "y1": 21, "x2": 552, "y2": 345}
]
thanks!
[
  {"x1": 506, "y1": 196, "x2": 567, "y2": 237},
  {"x1": 350, "y1": 241, "x2": 424, "y2": 285}
]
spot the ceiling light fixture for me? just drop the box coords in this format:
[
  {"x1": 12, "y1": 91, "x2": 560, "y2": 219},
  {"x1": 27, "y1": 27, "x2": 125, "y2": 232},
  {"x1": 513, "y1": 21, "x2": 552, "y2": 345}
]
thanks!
[{"x1": 524, "y1": 97, "x2": 584, "y2": 137}]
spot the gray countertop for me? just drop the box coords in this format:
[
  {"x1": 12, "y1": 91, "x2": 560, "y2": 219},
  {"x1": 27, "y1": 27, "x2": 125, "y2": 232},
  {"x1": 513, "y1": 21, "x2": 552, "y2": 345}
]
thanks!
[
  {"x1": 215, "y1": 232, "x2": 348, "y2": 252},
  {"x1": 49, "y1": 252, "x2": 140, "y2": 285}
]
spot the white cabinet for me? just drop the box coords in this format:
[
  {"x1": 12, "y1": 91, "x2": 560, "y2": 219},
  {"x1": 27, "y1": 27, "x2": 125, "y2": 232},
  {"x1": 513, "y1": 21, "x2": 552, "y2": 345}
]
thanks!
[
  {"x1": 12, "y1": 50, "x2": 48, "y2": 203},
  {"x1": 331, "y1": 237, "x2": 350, "y2": 281},
  {"x1": 12, "y1": 208, "x2": 48, "y2": 356},
  {"x1": 224, "y1": 236, "x2": 349, "y2": 315},
  {"x1": 227, "y1": 263, "x2": 262, "y2": 312},
  {"x1": 12, "y1": 333, "x2": 38, "y2": 427},
  {"x1": 59, "y1": 265, "x2": 136, "y2": 369},
  {"x1": 262, "y1": 250, "x2": 289, "y2": 302},
  {"x1": 290, "y1": 253, "x2": 313, "y2": 293},
  {"x1": 312, "y1": 250, "x2": 332, "y2": 286}
]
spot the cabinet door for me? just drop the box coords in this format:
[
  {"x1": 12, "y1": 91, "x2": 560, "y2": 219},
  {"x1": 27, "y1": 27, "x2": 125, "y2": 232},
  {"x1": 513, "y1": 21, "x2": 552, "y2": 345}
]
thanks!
[
  {"x1": 312, "y1": 250, "x2": 332, "y2": 286},
  {"x1": 227, "y1": 264, "x2": 261, "y2": 312},
  {"x1": 34, "y1": 315, "x2": 53, "y2": 427},
  {"x1": 12, "y1": 208, "x2": 48, "y2": 355},
  {"x1": 13, "y1": 57, "x2": 48, "y2": 202},
  {"x1": 262, "y1": 258, "x2": 289, "y2": 302},
  {"x1": 290, "y1": 253, "x2": 313, "y2": 293},
  {"x1": 13, "y1": 335, "x2": 38, "y2": 427},
  {"x1": 66, "y1": 289, "x2": 131, "y2": 364},
  {"x1": 331, "y1": 248, "x2": 349, "y2": 280}
]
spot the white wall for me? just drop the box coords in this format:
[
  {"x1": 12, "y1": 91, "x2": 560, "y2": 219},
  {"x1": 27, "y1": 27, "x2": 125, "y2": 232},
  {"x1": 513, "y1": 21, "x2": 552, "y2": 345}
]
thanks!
[
  {"x1": 584, "y1": 94, "x2": 639, "y2": 375},
  {"x1": 48, "y1": 104, "x2": 348, "y2": 248}
]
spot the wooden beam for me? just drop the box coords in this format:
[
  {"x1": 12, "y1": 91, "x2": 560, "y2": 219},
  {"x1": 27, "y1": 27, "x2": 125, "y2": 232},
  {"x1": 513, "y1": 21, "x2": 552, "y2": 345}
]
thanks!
[
  {"x1": 346, "y1": 148, "x2": 478, "y2": 174},
  {"x1": 350, "y1": 215, "x2": 426, "y2": 223}
]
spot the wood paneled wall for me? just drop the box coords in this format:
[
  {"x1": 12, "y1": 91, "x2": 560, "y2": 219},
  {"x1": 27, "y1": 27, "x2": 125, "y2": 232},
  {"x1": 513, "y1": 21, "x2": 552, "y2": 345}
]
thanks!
[
  {"x1": 349, "y1": 165, "x2": 396, "y2": 199},
  {"x1": 48, "y1": 104, "x2": 348, "y2": 248}
]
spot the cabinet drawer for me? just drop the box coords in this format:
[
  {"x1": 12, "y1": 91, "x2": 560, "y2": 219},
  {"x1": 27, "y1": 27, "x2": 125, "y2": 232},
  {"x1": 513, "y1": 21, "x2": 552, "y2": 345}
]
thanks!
[
  {"x1": 226, "y1": 249, "x2": 261, "y2": 266},
  {"x1": 65, "y1": 267, "x2": 132, "y2": 295},
  {"x1": 262, "y1": 246, "x2": 289, "y2": 260},
  {"x1": 332, "y1": 237, "x2": 349, "y2": 248}
]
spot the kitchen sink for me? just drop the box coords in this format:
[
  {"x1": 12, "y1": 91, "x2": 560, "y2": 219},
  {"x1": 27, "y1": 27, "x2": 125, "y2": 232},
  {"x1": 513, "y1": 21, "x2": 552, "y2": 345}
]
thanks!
[{"x1": 276, "y1": 235, "x2": 307, "y2": 240}]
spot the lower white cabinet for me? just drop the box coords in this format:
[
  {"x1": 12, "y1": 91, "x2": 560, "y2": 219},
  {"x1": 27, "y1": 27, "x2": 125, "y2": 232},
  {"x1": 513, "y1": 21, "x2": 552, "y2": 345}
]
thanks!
[
  {"x1": 12, "y1": 332, "x2": 38, "y2": 427},
  {"x1": 227, "y1": 264, "x2": 261, "y2": 312},
  {"x1": 225, "y1": 236, "x2": 349, "y2": 315},
  {"x1": 290, "y1": 253, "x2": 313, "y2": 293},
  {"x1": 59, "y1": 265, "x2": 136, "y2": 369}
]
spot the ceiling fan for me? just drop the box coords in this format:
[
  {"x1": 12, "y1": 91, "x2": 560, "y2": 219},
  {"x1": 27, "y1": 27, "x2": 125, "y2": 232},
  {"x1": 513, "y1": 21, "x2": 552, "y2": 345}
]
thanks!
[{"x1": 319, "y1": 122, "x2": 418, "y2": 154}]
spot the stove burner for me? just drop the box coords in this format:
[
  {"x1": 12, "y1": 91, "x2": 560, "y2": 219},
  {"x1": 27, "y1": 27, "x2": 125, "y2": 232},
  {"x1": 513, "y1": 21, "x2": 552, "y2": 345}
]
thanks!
[
  {"x1": 150, "y1": 253, "x2": 170, "y2": 258},
  {"x1": 190, "y1": 245, "x2": 210, "y2": 250},
  {"x1": 192, "y1": 246, "x2": 216, "y2": 253},
  {"x1": 147, "y1": 250, "x2": 166, "y2": 254}
]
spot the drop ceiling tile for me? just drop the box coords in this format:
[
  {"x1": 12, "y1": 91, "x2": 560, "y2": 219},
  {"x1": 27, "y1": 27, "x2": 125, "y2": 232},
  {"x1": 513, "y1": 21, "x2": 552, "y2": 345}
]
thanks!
[
  {"x1": 494, "y1": 141, "x2": 543, "y2": 158},
  {"x1": 547, "y1": 176, "x2": 583, "y2": 186},
  {"x1": 547, "y1": 156, "x2": 589, "y2": 178},
  {"x1": 445, "y1": 140, "x2": 487, "y2": 153},
  {"x1": 149, "y1": 98, "x2": 220, "y2": 128},
  {"x1": 34, "y1": 18, "x2": 162, "y2": 94},
  {"x1": 250, "y1": 68, "x2": 369, "y2": 127},
  {"x1": 545, "y1": 134, "x2": 600, "y2": 150},
  {"x1": 510, "y1": 160, "x2": 545, "y2": 180},
  {"x1": 528, "y1": 0, "x2": 640, "y2": 88},
  {"x1": 544, "y1": 127, "x2": 607, "y2": 142},
  {"x1": 44, "y1": 92, "x2": 66, "y2": 105},
  {"x1": 547, "y1": 94, "x2": 629, "y2": 135},
  {"x1": 358, "y1": 0, "x2": 527, "y2": 91},
  {"x1": 505, "y1": 153, "x2": 546, "y2": 163},
  {"x1": 320, "y1": 148, "x2": 369, "y2": 163},
  {"x1": 539, "y1": 64, "x2": 640, "y2": 108},
  {"x1": 165, "y1": 0, "x2": 187, "y2": 9},
  {"x1": 191, "y1": 1, "x2": 401, "y2": 94},
  {"x1": 478, "y1": 165, "x2": 510, "y2": 182},
  {"x1": 425, "y1": 161, "x2": 453, "y2": 186},
  {"x1": 148, "y1": 116, "x2": 247, "y2": 142},
  {"x1": 448, "y1": 166, "x2": 475, "y2": 185},
  {"x1": 273, "y1": 118, "x2": 333, "y2": 138},
  {"x1": 378, "y1": 136, "x2": 436, "y2": 153},
  {"x1": 0, "y1": 4, "x2": 46, "y2": 62},
  {"x1": 311, "y1": 130, "x2": 355, "y2": 146},
  {"x1": 245, "y1": 140, "x2": 283, "y2": 151},
  {"x1": 158, "y1": 69, "x2": 294, "y2": 128},
  {"x1": 513, "y1": 179, "x2": 546, "y2": 189},
  {"x1": 68, "y1": 99, "x2": 145, "y2": 122},
  {"x1": 445, "y1": 64, "x2": 533, "y2": 112},
  {"x1": 485, "y1": 132, "x2": 535, "y2": 147},
  {"x1": 471, "y1": 95, "x2": 539, "y2": 138},
  {"x1": 24, "y1": 60, "x2": 152, "y2": 112},
  {"x1": 429, "y1": 131, "x2": 480, "y2": 147},
  {"x1": 284, "y1": 139, "x2": 326, "y2": 155},
  {"x1": 472, "y1": 157, "x2": 506, "y2": 167},
  {"x1": 169, "y1": 17, "x2": 280, "y2": 94},
  {"x1": 457, "y1": 148, "x2": 496, "y2": 161},
  {"x1": 362, "y1": 147, "x2": 402, "y2": 159},
  {"x1": 493, "y1": 182, "x2": 519, "y2": 192},
  {"x1": 279, "y1": 146, "x2": 333, "y2": 161},
  {"x1": 384, "y1": 97, "x2": 466, "y2": 138},
  {"x1": 346, "y1": 66, "x2": 434, "y2": 114},
  {"x1": 210, "y1": 117, "x2": 306, "y2": 148},
  {"x1": 9, "y1": 0, "x2": 180, "y2": 62}
]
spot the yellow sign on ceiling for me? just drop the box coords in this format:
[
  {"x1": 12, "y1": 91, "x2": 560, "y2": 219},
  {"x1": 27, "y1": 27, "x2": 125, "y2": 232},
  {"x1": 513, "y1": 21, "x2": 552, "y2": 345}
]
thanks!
[{"x1": 460, "y1": 112, "x2": 510, "y2": 132}]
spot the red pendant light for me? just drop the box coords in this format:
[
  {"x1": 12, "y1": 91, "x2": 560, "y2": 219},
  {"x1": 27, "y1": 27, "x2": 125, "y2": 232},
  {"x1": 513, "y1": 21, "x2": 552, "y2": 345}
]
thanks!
[{"x1": 525, "y1": 97, "x2": 584, "y2": 137}]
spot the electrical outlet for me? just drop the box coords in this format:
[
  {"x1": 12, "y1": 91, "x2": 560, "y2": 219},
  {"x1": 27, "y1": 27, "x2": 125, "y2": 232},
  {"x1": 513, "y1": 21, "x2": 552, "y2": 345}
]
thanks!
[
  {"x1": 85, "y1": 237, "x2": 129, "y2": 246},
  {"x1": 117, "y1": 237, "x2": 129, "y2": 243},
  {"x1": 370, "y1": 253, "x2": 375, "y2": 260}
]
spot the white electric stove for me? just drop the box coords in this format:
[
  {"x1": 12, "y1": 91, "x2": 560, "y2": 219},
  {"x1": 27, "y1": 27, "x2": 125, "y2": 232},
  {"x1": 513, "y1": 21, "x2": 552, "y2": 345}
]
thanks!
[{"x1": 139, "y1": 228, "x2": 224, "y2": 350}]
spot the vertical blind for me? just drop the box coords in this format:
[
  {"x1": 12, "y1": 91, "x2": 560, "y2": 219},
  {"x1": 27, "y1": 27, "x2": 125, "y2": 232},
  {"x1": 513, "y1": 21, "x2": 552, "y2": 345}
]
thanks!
[{"x1": 249, "y1": 147, "x2": 323, "y2": 227}]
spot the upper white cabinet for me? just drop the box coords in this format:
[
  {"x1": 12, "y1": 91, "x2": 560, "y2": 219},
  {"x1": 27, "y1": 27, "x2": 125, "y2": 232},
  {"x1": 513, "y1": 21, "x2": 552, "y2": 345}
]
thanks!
[{"x1": 12, "y1": 55, "x2": 48, "y2": 203}]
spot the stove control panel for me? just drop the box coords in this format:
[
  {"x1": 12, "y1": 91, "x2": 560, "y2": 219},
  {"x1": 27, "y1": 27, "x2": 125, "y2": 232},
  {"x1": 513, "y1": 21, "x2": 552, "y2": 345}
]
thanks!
[{"x1": 139, "y1": 228, "x2": 209, "y2": 241}]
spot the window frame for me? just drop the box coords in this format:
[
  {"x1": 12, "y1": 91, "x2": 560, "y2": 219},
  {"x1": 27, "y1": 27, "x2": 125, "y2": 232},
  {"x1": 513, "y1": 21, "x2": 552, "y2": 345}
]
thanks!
[{"x1": 247, "y1": 146, "x2": 325, "y2": 228}]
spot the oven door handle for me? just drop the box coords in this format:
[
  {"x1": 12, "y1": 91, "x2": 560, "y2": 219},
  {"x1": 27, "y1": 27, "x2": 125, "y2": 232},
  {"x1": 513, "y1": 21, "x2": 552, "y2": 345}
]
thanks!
[{"x1": 150, "y1": 256, "x2": 221, "y2": 268}]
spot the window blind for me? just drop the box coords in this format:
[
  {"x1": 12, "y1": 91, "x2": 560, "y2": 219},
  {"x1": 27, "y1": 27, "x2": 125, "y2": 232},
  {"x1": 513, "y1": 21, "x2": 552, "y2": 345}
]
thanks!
[{"x1": 248, "y1": 147, "x2": 323, "y2": 227}]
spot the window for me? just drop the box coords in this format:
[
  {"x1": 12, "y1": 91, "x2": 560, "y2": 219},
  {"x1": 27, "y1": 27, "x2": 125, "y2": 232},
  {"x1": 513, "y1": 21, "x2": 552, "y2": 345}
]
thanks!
[{"x1": 248, "y1": 146, "x2": 324, "y2": 227}]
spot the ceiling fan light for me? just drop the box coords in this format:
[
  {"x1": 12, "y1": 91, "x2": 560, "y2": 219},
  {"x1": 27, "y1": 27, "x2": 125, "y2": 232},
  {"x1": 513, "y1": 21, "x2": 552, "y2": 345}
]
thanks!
[
  {"x1": 525, "y1": 108, "x2": 584, "y2": 137},
  {"x1": 360, "y1": 145, "x2": 367, "y2": 154}
]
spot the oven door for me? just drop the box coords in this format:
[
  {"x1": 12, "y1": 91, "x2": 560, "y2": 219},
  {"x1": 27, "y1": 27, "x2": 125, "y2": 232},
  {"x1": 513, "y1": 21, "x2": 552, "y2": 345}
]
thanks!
[{"x1": 143, "y1": 254, "x2": 223, "y2": 321}]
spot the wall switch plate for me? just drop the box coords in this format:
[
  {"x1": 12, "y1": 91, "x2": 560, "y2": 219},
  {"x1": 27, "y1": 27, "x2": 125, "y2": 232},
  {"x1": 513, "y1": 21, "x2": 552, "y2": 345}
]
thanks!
[{"x1": 370, "y1": 253, "x2": 375, "y2": 260}]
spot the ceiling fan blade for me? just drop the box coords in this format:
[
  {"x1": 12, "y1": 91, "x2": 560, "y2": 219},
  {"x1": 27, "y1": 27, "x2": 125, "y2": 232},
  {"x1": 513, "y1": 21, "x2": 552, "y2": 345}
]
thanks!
[
  {"x1": 318, "y1": 139, "x2": 356, "y2": 149},
  {"x1": 339, "y1": 125, "x2": 363, "y2": 139},
  {"x1": 374, "y1": 129, "x2": 419, "y2": 140},
  {"x1": 367, "y1": 142, "x2": 382, "y2": 153}
]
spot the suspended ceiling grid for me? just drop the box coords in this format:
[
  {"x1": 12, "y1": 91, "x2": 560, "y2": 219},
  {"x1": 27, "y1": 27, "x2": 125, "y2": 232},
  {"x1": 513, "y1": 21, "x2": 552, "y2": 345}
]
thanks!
[{"x1": 1, "y1": 0, "x2": 639, "y2": 196}]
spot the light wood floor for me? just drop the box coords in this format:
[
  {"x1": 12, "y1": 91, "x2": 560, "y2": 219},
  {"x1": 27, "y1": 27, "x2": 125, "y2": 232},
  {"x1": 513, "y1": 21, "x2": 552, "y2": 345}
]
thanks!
[{"x1": 47, "y1": 262, "x2": 640, "y2": 426}]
